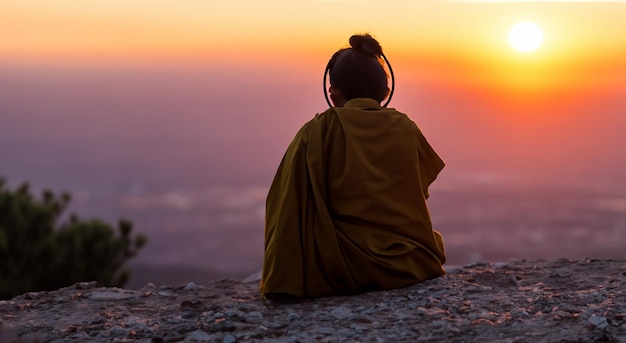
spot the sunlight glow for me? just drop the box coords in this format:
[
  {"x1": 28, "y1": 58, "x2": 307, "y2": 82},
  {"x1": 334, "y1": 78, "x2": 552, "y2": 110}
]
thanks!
[{"x1": 509, "y1": 22, "x2": 544, "y2": 53}]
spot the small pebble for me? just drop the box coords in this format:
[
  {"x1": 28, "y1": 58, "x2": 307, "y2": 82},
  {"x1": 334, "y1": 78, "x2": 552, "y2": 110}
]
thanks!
[
  {"x1": 287, "y1": 313, "x2": 301, "y2": 321},
  {"x1": 329, "y1": 306, "x2": 353, "y2": 320},
  {"x1": 588, "y1": 315, "x2": 609, "y2": 329},
  {"x1": 109, "y1": 326, "x2": 128, "y2": 336},
  {"x1": 225, "y1": 309, "x2": 244, "y2": 318},
  {"x1": 184, "y1": 330, "x2": 214, "y2": 342},
  {"x1": 247, "y1": 311, "x2": 263, "y2": 320}
]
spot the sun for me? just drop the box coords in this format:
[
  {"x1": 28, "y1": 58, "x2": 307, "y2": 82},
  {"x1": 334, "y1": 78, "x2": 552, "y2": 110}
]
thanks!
[{"x1": 508, "y1": 21, "x2": 544, "y2": 53}]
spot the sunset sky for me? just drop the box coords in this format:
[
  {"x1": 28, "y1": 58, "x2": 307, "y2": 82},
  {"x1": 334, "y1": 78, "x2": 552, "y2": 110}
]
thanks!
[
  {"x1": 3, "y1": 1, "x2": 625, "y2": 84},
  {"x1": 1, "y1": 0, "x2": 625, "y2": 187}
]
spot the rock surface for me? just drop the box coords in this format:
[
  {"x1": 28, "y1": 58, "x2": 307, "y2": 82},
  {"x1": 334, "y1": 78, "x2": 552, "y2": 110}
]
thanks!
[{"x1": 1, "y1": 258, "x2": 625, "y2": 342}]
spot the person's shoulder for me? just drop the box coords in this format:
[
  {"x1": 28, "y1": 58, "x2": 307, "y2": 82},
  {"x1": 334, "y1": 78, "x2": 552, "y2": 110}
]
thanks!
[
  {"x1": 390, "y1": 109, "x2": 432, "y2": 137},
  {"x1": 387, "y1": 108, "x2": 418, "y2": 125},
  {"x1": 292, "y1": 108, "x2": 336, "y2": 137},
  {"x1": 313, "y1": 107, "x2": 337, "y2": 120},
  {"x1": 309, "y1": 108, "x2": 340, "y2": 127}
]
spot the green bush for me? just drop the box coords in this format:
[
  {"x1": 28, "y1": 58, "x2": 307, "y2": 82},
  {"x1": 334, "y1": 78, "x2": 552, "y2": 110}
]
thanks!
[{"x1": 0, "y1": 177, "x2": 147, "y2": 299}]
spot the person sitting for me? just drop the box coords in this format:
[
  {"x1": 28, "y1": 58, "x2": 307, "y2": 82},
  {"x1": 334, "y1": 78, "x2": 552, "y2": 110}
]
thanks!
[{"x1": 260, "y1": 33, "x2": 446, "y2": 300}]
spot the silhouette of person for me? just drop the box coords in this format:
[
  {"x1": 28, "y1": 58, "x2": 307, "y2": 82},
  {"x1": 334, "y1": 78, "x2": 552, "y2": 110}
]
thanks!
[{"x1": 261, "y1": 34, "x2": 446, "y2": 300}]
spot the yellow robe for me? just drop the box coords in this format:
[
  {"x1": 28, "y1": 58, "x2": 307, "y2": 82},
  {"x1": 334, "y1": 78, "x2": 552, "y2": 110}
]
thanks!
[{"x1": 260, "y1": 98, "x2": 446, "y2": 298}]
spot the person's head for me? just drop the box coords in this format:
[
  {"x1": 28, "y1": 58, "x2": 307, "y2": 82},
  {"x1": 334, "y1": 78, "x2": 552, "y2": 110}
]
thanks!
[{"x1": 327, "y1": 34, "x2": 390, "y2": 107}]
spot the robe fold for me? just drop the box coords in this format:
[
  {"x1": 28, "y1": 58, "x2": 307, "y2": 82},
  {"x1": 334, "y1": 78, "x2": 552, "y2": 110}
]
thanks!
[{"x1": 260, "y1": 98, "x2": 446, "y2": 298}]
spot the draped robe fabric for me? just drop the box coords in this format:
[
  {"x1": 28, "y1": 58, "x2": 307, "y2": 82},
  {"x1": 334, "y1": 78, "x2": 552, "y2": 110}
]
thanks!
[{"x1": 260, "y1": 98, "x2": 446, "y2": 298}]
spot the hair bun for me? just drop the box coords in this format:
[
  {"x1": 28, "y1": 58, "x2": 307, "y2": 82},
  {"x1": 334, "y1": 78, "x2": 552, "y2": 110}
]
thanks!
[{"x1": 349, "y1": 34, "x2": 383, "y2": 56}]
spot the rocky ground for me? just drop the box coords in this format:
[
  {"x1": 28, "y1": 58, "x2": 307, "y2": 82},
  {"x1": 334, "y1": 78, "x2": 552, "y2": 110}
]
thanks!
[{"x1": 1, "y1": 258, "x2": 625, "y2": 343}]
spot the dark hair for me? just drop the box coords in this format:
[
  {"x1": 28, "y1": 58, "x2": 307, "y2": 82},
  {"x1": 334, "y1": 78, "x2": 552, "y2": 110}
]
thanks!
[{"x1": 328, "y1": 34, "x2": 390, "y2": 102}]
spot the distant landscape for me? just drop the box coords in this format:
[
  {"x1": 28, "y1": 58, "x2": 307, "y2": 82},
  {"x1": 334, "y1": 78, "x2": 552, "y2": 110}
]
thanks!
[
  {"x1": 1, "y1": 65, "x2": 624, "y2": 288},
  {"x1": 91, "y1": 174, "x2": 626, "y2": 288},
  {"x1": 7, "y1": 169, "x2": 623, "y2": 289}
]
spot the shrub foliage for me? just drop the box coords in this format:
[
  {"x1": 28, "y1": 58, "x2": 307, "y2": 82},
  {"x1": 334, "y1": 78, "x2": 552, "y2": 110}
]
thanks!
[{"x1": 0, "y1": 177, "x2": 147, "y2": 299}]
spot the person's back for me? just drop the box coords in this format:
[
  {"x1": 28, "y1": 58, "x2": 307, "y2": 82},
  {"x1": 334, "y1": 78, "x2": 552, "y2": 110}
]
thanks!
[{"x1": 260, "y1": 34, "x2": 446, "y2": 299}]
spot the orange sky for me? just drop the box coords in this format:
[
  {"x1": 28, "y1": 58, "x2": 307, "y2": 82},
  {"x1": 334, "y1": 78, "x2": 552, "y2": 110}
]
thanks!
[
  {"x1": 0, "y1": 0, "x2": 623, "y2": 128},
  {"x1": 2, "y1": 1, "x2": 624, "y2": 61},
  {"x1": 2, "y1": 1, "x2": 625, "y2": 101}
]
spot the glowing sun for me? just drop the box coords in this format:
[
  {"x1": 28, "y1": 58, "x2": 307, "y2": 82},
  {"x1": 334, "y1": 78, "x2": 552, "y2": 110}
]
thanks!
[{"x1": 508, "y1": 21, "x2": 544, "y2": 53}]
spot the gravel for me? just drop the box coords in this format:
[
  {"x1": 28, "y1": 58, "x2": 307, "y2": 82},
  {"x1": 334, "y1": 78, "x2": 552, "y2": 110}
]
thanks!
[{"x1": 1, "y1": 258, "x2": 625, "y2": 342}]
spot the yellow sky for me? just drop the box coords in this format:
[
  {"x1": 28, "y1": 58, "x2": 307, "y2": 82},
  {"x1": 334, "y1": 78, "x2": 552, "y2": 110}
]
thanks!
[
  {"x1": 2, "y1": 1, "x2": 624, "y2": 57},
  {"x1": 1, "y1": 0, "x2": 625, "y2": 99}
]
